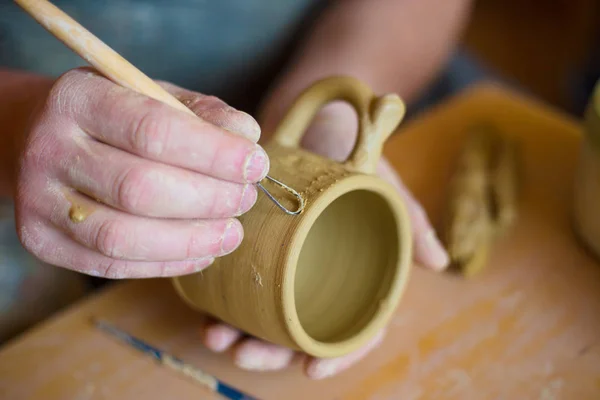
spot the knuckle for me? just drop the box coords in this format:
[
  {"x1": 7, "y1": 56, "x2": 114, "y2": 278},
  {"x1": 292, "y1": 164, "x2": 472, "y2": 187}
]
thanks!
[
  {"x1": 192, "y1": 96, "x2": 235, "y2": 125},
  {"x1": 20, "y1": 82, "x2": 87, "y2": 176},
  {"x1": 182, "y1": 94, "x2": 218, "y2": 114},
  {"x1": 202, "y1": 95, "x2": 226, "y2": 110},
  {"x1": 128, "y1": 106, "x2": 170, "y2": 157},
  {"x1": 16, "y1": 221, "x2": 43, "y2": 257},
  {"x1": 95, "y1": 219, "x2": 127, "y2": 258},
  {"x1": 22, "y1": 110, "x2": 72, "y2": 167},
  {"x1": 46, "y1": 67, "x2": 91, "y2": 115},
  {"x1": 21, "y1": 107, "x2": 77, "y2": 176},
  {"x1": 114, "y1": 166, "x2": 155, "y2": 212},
  {"x1": 14, "y1": 185, "x2": 45, "y2": 227},
  {"x1": 20, "y1": 135, "x2": 55, "y2": 173}
]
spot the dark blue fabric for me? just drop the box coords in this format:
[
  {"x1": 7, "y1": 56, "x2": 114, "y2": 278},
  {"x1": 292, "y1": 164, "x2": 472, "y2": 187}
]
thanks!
[
  {"x1": 1, "y1": 1, "x2": 597, "y2": 113},
  {"x1": 0, "y1": 0, "x2": 324, "y2": 111}
]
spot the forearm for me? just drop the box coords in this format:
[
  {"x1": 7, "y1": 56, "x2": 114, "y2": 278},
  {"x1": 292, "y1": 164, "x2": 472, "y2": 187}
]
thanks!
[
  {"x1": 0, "y1": 69, "x2": 53, "y2": 198},
  {"x1": 260, "y1": 0, "x2": 473, "y2": 131}
]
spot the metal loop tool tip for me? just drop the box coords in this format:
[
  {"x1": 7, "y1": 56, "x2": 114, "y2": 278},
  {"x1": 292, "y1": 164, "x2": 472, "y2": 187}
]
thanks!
[{"x1": 257, "y1": 175, "x2": 305, "y2": 215}]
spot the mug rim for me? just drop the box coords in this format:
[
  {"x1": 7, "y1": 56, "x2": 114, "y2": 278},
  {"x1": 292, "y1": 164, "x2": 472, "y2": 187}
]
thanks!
[{"x1": 280, "y1": 173, "x2": 413, "y2": 358}]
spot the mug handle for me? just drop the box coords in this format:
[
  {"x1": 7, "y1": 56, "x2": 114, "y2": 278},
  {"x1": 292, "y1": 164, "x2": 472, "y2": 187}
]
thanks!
[{"x1": 272, "y1": 76, "x2": 406, "y2": 174}]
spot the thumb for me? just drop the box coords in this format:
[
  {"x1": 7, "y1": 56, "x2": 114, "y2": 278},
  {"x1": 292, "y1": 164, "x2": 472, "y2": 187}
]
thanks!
[{"x1": 377, "y1": 157, "x2": 449, "y2": 270}]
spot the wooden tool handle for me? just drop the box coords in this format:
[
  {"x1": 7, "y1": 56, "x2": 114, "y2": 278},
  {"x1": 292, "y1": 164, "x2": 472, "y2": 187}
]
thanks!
[{"x1": 13, "y1": 0, "x2": 195, "y2": 117}]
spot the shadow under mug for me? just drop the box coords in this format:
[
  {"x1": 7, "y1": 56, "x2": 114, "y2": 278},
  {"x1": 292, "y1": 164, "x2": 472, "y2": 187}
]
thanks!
[{"x1": 172, "y1": 76, "x2": 413, "y2": 359}]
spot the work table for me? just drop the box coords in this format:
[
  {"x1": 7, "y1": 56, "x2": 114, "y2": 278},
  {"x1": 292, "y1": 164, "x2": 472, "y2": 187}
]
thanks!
[{"x1": 1, "y1": 83, "x2": 599, "y2": 399}]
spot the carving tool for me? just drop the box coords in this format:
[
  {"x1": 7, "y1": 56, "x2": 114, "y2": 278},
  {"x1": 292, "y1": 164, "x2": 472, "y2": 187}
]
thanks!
[
  {"x1": 14, "y1": 0, "x2": 304, "y2": 216},
  {"x1": 93, "y1": 319, "x2": 259, "y2": 400}
]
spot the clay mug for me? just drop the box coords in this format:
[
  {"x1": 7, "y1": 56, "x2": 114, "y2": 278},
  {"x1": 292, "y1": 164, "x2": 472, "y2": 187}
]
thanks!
[{"x1": 172, "y1": 76, "x2": 413, "y2": 358}]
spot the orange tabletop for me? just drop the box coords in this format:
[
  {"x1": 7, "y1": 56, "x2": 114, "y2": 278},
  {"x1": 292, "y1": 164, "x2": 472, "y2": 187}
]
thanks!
[{"x1": 1, "y1": 83, "x2": 599, "y2": 400}]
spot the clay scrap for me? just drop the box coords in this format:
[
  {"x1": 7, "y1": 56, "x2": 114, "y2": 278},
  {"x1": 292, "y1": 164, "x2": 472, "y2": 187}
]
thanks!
[{"x1": 442, "y1": 125, "x2": 521, "y2": 278}]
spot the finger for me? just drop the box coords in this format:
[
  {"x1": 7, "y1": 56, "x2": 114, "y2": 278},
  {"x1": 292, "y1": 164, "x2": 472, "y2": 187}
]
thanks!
[
  {"x1": 62, "y1": 137, "x2": 257, "y2": 219},
  {"x1": 157, "y1": 81, "x2": 261, "y2": 142},
  {"x1": 202, "y1": 322, "x2": 243, "y2": 353},
  {"x1": 47, "y1": 191, "x2": 243, "y2": 262},
  {"x1": 305, "y1": 328, "x2": 386, "y2": 380},
  {"x1": 57, "y1": 68, "x2": 268, "y2": 184},
  {"x1": 234, "y1": 338, "x2": 295, "y2": 372},
  {"x1": 377, "y1": 158, "x2": 449, "y2": 270},
  {"x1": 299, "y1": 102, "x2": 359, "y2": 162},
  {"x1": 16, "y1": 220, "x2": 214, "y2": 279}
]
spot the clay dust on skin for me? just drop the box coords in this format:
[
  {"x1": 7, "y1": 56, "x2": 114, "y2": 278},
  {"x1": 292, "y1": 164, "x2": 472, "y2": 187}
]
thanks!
[{"x1": 17, "y1": 224, "x2": 44, "y2": 255}]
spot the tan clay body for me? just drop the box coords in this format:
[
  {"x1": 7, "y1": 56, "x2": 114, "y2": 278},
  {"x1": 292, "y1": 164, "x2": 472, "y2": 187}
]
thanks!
[
  {"x1": 573, "y1": 82, "x2": 600, "y2": 260},
  {"x1": 172, "y1": 76, "x2": 413, "y2": 358}
]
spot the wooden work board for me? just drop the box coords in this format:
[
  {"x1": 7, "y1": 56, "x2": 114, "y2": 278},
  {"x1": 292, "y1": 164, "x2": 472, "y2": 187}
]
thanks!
[{"x1": 1, "y1": 83, "x2": 599, "y2": 400}]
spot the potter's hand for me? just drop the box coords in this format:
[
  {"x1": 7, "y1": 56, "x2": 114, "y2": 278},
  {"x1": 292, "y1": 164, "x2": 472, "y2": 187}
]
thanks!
[
  {"x1": 200, "y1": 102, "x2": 449, "y2": 379},
  {"x1": 13, "y1": 67, "x2": 268, "y2": 278}
]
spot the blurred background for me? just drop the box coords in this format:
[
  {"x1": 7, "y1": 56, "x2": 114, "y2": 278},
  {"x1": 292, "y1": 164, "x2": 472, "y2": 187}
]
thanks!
[{"x1": 460, "y1": 0, "x2": 598, "y2": 115}]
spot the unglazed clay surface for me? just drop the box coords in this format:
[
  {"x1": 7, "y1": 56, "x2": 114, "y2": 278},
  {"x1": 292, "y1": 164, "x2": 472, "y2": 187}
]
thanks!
[
  {"x1": 172, "y1": 76, "x2": 413, "y2": 358},
  {"x1": 442, "y1": 126, "x2": 520, "y2": 277},
  {"x1": 295, "y1": 189, "x2": 399, "y2": 342}
]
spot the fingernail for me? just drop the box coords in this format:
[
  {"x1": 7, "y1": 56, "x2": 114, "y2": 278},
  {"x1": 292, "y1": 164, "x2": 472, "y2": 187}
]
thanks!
[
  {"x1": 221, "y1": 221, "x2": 242, "y2": 254},
  {"x1": 237, "y1": 184, "x2": 257, "y2": 215},
  {"x1": 244, "y1": 146, "x2": 269, "y2": 182},
  {"x1": 236, "y1": 354, "x2": 268, "y2": 371},
  {"x1": 210, "y1": 336, "x2": 231, "y2": 352},
  {"x1": 205, "y1": 326, "x2": 238, "y2": 352},
  {"x1": 235, "y1": 347, "x2": 293, "y2": 371},
  {"x1": 309, "y1": 359, "x2": 343, "y2": 380},
  {"x1": 425, "y1": 230, "x2": 449, "y2": 270}
]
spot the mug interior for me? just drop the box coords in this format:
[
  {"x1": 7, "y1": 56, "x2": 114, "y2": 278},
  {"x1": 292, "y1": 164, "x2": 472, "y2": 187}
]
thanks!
[{"x1": 294, "y1": 189, "x2": 400, "y2": 344}]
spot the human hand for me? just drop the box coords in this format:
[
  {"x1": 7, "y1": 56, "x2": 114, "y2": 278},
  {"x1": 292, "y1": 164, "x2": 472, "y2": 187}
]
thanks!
[
  {"x1": 200, "y1": 101, "x2": 449, "y2": 379},
  {"x1": 13, "y1": 67, "x2": 269, "y2": 278}
]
